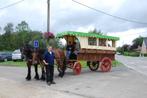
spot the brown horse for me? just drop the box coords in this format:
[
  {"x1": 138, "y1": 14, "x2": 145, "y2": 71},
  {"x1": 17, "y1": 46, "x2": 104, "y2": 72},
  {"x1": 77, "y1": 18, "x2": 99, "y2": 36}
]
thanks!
[
  {"x1": 54, "y1": 48, "x2": 66, "y2": 77},
  {"x1": 21, "y1": 44, "x2": 66, "y2": 81}
]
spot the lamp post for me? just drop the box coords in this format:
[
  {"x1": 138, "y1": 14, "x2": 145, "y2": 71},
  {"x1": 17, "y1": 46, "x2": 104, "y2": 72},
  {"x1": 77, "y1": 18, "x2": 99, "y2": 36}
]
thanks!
[{"x1": 47, "y1": 0, "x2": 50, "y2": 32}]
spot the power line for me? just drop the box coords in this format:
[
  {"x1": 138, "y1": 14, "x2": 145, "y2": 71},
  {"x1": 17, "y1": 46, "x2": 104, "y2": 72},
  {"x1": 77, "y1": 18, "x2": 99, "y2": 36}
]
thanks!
[
  {"x1": 72, "y1": 0, "x2": 147, "y2": 25},
  {"x1": 0, "y1": 0, "x2": 25, "y2": 10}
]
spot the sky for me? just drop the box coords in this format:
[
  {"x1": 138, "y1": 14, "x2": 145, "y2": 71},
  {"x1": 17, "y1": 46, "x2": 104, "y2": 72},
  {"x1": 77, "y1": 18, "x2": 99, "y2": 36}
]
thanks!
[{"x1": 0, "y1": 0, "x2": 147, "y2": 46}]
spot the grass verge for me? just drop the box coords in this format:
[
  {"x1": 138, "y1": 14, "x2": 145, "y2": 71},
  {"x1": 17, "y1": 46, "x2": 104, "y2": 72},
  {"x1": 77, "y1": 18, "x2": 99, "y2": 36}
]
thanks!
[
  {"x1": 112, "y1": 60, "x2": 123, "y2": 67},
  {"x1": 0, "y1": 60, "x2": 123, "y2": 68},
  {"x1": 0, "y1": 61, "x2": 26, "y2": 67}
]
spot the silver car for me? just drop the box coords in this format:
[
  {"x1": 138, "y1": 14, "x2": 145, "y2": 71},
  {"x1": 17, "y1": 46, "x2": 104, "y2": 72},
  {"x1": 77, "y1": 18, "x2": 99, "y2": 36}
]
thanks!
[{"x1": 12, "y1": 49, "x2": 23, "y2": 61}]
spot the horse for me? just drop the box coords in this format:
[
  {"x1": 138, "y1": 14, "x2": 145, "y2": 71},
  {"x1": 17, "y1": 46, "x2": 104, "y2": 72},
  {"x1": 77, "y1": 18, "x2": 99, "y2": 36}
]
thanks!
[{"x1": 21, "y1": 44, "x2": 66, "y2": 81}]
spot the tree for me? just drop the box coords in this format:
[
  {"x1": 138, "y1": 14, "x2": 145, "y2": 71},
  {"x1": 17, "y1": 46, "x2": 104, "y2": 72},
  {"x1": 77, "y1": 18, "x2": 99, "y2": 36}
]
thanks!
[
  {"x1": 122, "y1": 44, "x2": 131, "y2": 52},
  {"x1": 88, "y1": 28, "x2": 103, "y2": 35},
  {"x1": 131, "y1": 36, "x2": 143, "y2": 50},
  {"x1": 117, "y1": 47, "x2": 123, "y2": 54},
  {"x1": 16, "y1": 21, "x2": 31, "y2": 32},
  {"x1": 4, "y1": 23, "x2": 14, "y2": 34}
]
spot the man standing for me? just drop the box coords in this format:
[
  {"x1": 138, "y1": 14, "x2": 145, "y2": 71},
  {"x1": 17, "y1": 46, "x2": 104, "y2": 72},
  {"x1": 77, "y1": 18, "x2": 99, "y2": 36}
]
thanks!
[{"x1": 43, "y1": 46, "x2": 55, "y2": 86}]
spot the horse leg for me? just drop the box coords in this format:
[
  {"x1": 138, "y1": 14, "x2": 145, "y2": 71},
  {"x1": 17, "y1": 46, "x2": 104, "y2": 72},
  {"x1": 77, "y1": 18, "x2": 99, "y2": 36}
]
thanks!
[
  {"x1": 62, "y1": 63, "x2": 66, "y2": 77},
  {"x1": 40, "y1": 66, "x2": 45, "y2": 81},
  {"x1": 57, "y1": 61, "x2": 63, "y2": 77},
  {"x1": 26, "y1": 63, "x2": 31, "y2": 81},
  {"x1": 57, "y1": 59, "x2": 65, "y2": 78},
  {"x1": 60, "y1": 59, "x2": 66, "y2": 77},
  {"x1": 34, "y1": 64, "x2": 39, "y2": 80},
  {"x1": 58, "y1": 66, "x2": 66, "y2": 78},
  {"x1": 58, "y1": 67, "x2": 62, "y2": 77}
]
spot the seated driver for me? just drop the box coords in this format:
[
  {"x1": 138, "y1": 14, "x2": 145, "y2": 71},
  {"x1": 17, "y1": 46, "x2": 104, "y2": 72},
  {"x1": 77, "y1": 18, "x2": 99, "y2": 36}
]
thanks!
[{"x1": 66, "y1": 41, "x2": 73, "y2": 59}]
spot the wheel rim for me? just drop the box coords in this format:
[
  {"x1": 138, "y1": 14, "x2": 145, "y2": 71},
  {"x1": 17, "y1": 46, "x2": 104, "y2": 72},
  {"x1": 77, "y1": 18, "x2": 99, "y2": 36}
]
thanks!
[
  {"x1": 73, "y1": 62, "x2": 81, "y2": 75},
  {"x1": 88, "y1": 61, "x2": 99, "y2": 71},
  {"x1": 100, "y1": 57, "x2": 112, "y2": 72}
]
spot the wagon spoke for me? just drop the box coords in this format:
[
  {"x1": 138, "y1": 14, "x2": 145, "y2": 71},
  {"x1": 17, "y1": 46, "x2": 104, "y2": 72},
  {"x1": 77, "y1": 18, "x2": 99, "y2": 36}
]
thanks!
[
  {"x1": 100, "y1": 57, "x2": 112, "y2": 72},
  {"x1": 73, "y1": 62, "x2": 82, "y2": 75}
]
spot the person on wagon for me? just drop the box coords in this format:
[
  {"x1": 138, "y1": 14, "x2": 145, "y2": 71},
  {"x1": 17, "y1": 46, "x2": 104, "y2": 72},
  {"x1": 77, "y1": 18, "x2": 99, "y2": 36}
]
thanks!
[{"x1": 66, "y1": 41, "x2": 73, "y2": 59}]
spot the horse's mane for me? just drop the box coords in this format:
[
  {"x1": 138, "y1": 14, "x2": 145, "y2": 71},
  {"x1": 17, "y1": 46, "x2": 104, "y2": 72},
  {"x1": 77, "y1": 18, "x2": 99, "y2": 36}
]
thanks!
[{"x1": 22, "y1": 44, "x2": 34, "y2": 60}]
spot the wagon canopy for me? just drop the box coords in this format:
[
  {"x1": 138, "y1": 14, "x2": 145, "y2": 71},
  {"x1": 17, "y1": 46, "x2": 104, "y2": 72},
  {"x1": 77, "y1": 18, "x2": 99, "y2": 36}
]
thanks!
[{"x1": 56, "y1": 31, "x2": 119, "y2": 41}]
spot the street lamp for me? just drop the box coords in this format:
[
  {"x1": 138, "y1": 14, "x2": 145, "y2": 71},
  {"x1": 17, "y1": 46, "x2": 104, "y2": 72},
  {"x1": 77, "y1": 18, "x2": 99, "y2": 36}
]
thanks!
[{"x1": 47, "y1": 0, "x2": 50, "y2": 32}]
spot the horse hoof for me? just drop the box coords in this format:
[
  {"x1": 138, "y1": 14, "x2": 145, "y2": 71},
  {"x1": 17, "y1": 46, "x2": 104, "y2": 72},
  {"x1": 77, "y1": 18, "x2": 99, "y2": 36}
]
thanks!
[
  {"x1": 34, "y1": 77, "x2": 40, "y2": 80},
  {"x1": 60, "y1": 74, "x2": 64, "y2": 78},
  {"x1": 26, "y1": 77, "x2": 31, "y2": 81},
  {"x1": 34, "y1": 75, "x2": 40, "y2": 80},
  {"x1": 40, "y1": 77, "x2": 45, "y2": 81},
  {"x1": 58, "y1": 73, "x2": 61, "y2": 77},
  {"x1": 58, "y1": 73, "x2": 63, "y2": 78}
]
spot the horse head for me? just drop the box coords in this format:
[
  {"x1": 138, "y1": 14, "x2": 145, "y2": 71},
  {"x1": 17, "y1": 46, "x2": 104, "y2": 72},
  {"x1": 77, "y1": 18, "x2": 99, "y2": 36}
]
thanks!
[{"x1": 21, "y1": 44, "x2": 34, "y2": 60}]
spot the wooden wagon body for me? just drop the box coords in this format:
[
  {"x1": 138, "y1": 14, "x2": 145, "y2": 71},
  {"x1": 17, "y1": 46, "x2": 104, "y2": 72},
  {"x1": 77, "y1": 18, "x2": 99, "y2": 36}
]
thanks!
[{"x1": 57, "y1": 31, "x2": 119, "y2": 75}]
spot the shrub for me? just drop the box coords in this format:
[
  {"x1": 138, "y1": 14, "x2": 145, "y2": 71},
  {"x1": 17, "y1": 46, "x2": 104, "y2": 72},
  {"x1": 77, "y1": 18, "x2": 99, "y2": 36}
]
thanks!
[
  {"x1": 123, "y1": 51, "x2": 140, "y2": 57},
  {"x1": 143, "y1": 53, "x2": 147, "y2": 57}
]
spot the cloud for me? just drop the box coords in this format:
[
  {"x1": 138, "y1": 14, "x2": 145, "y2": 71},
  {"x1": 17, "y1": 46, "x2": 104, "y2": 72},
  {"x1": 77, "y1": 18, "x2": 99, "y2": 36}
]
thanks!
[
  {"x1": 108, "y1": 27, "x2": 147, "y2": 47},
  {"x1": 0, "y1": 10, "x2": 6, "y2": 18},
  {"x1": 0, "y1": 0, "x2": 147, "y2": 36},
  {"x1": 50, "y1": 0, "x2": 147, "y2": 34},
  {"x1": 0, "y1": 0, "x2": 46, "y2": 33}
]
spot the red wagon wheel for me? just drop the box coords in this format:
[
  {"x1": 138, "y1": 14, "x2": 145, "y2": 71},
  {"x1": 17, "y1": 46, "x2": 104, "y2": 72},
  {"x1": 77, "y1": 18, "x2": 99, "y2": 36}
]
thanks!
[
  {"x1": 73, "y1": 62, "x2": 82, "y2": 75},
  {"x1": 100, "y1": 57, "x2": 112, "y2": 72}
]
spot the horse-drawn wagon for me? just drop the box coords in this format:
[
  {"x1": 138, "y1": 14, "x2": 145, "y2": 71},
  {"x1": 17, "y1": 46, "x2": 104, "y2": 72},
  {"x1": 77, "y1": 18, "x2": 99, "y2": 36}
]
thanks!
[{"x1": 57, "y1": 31, "x2": 119, "y2": 75}]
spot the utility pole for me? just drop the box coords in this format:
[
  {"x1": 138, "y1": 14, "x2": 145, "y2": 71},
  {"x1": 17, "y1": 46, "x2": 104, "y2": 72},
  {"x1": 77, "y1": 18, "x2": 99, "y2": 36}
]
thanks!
[{"x1": 47, "y1": 0, "x2": 50, "y2": 32}]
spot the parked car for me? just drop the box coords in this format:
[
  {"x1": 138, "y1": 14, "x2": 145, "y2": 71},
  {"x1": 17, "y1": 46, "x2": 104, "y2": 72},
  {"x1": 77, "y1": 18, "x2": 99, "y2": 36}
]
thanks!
[
  {"x1": 12, "y1": 49, "x2": 24, "y2": 61},
  {"x1": 0, "y1": 52, "x2": 12, "y2": 62}
]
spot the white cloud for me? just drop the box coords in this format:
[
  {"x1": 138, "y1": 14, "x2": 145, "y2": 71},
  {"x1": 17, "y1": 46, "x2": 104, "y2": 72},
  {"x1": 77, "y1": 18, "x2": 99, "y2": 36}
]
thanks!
[
  {"x1": 0, "y1": 0, "x2": 147, "y2": 43},
  {"x1": 76, "y1": 25, "x2": 95, "y2": 32},
  {"x1": 108, "y1": 28, "x2": 147, "y2": 47},
  {"x1": 0, "y1": 10, "x2": 6, "y2": 18}
]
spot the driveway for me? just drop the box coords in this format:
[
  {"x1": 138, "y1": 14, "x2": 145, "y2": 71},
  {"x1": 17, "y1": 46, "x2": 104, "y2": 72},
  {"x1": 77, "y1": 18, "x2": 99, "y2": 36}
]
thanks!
[
  {"x1": 116, "y1": 55, "x2": 147, "y2": 76},
  {"x1": 0, "y1": 65, "x2": 147, "y2": 98}
]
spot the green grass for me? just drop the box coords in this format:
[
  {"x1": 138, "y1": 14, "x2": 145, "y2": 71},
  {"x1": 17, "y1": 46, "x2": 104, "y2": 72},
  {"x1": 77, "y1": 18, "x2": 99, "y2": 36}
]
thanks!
[
  {"x1": 123, "y1": 51, "x2": 140, "y2": 57},
  {"x1": 0, "y1": 61, "x2": 26, "y2": 67},
  {"x1": 80, "y1": 61, "x2": 87, "y2": 68},
  {"x1": 112, "y1": 60, "x2": 123, "y2": 67},
  {"x1": 0, "y1": 60, "x2": 123, "y2": 68}
]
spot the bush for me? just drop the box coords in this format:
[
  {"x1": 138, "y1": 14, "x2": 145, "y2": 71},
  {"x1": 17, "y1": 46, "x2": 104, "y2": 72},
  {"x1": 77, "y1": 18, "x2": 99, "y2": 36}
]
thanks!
[
  {"x1": 143, "y1": 53, "x2": 147, "y2": 57},
  {"x1": 123, "y1": 51, "x2": 140, "y2": 57}
]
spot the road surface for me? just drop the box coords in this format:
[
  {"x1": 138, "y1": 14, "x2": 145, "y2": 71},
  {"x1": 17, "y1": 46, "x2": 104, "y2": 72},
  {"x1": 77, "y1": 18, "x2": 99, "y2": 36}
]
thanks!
[
  {"x1": 116, "y1": 55, "x2": 147, "y2": 76},
  {"x1": 0, "y1": 64, "x2": 147, "y2": 98}
]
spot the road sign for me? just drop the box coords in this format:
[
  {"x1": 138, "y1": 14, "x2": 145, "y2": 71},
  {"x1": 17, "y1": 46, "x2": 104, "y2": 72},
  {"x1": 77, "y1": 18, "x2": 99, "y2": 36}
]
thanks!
[{"x1": 34, "y1": 40, "x2": 39, "y2": 48}]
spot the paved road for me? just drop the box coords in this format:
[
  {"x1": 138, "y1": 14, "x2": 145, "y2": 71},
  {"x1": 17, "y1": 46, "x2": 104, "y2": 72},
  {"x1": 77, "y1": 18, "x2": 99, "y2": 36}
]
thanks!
[
  {"x1": 116, "y1": 55, "x2": 147, "y2": 76},
  {"x1": 0, "y1": 65, "x2": 147, "y2": 98}
]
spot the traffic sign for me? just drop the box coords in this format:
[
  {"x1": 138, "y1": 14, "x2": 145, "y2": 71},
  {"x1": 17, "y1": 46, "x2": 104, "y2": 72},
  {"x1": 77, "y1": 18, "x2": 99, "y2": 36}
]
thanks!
[{"x1": 34, "y1": 40, "x2": 39, "y2": 48}]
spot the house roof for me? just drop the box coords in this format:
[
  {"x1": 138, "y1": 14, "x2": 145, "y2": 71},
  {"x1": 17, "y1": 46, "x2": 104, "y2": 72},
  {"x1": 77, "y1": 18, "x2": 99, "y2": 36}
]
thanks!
[
  {"x1": 56, "y1": 31, "x2": 119, "y2": 41},
  {"x1": 144, "y1": 38, "x2": 147, "y2": 47}
]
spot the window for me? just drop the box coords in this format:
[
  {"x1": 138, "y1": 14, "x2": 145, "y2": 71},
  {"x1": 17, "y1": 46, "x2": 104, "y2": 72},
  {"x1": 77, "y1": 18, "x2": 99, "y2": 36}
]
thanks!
[
  {"x1": 88, "y1": 37, "x2": 97, "y2": 45},
  {"x1": 99, "y1": 39, "x2": 106, "y2": 46},
  {"x1": 108, "y1": 40, "x2": 112, "y2": 47}
]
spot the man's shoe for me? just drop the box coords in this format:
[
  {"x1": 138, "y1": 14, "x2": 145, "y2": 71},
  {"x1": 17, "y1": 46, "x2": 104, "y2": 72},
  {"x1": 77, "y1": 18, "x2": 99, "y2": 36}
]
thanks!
[
  {"x1": 47, "y1": 82, "x2": 51, "y2": 86},
  {"x1": 51, "y1": 81, "x2": 56, "y2": 84}
]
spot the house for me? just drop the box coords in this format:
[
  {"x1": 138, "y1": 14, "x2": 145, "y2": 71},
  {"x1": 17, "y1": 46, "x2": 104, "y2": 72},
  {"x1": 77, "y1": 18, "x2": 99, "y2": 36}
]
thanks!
[{"x1": 140, "y1": 38, "x2": 147, "y2": 56}]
